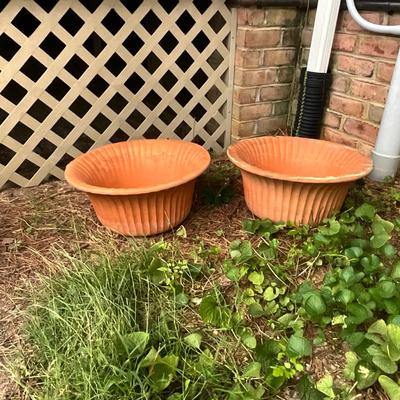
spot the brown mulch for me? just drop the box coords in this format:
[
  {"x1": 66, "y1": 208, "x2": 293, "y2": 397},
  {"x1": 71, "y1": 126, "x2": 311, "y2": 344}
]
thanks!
[{"x1": 0, "y1": 165, "x2": 396, "y2": 400}]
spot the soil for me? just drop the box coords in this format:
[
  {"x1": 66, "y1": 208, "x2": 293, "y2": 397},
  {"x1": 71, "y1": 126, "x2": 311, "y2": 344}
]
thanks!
[{"x1": 0, "y1": 160, "x2": 395, "y2": 400}]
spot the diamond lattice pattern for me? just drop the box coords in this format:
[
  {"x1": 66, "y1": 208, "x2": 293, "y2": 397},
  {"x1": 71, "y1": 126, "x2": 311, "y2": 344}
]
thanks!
[{"x1": 0, "y1": 0, "x2": 233, "y2": 187}]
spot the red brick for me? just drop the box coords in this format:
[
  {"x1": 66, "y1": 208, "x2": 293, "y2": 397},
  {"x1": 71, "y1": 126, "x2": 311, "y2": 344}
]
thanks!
[
  {"x1": 257, "y1": 116, "x2": 287, "y2": 134},
  {"x1": 278, "y1": 66, "x2": 295, "y2": 83},
  {"x1": 338, "y1": 11, "x2": 384, "y2": 32},
  {"x1": 235, "y1": 49, "x2": 263, "y2": 68},
  {"x1": 331, "y1": 75, "x2": 350, "y2": 93},
  {"x1": 323, "y1": 127, "x2": 357, "y2": 148},
  {"x1": 241, "y1": 29, "x2": 282, "y2": 49},
  {"x1": 369, "y1": 104, "x2": 384, "y2": 123},
  {"x1": 389, "y1": 13, "x2": 400, "y2": 25},
  {"x1": 358, "y1": 36, "x2": 399, "y2": 59},
  {"x1": 231, "y1": 119, "x2": 256, "y2": 138},
  {"x1": 265, "y1": 8, "x2": 300, "y2": 27},
  {"x1": 343, "y1": 118, "x2": 378, "y2": 143},
  {"x1": 332, "y1": 33, "x2": 357, "y2": 52},
  {"x1": 329, "y1": 95, "x2": 364, "y2": 117},
  {"x1": 260, "y1": 84, "x2": 291, "y2": 101},
  {"x1": 247, "y1": 9, "x2": 266, "y2": 26},
  {"x1": 307, "y1": 9, "x2": 316, "y2": 27},
  {"x1": 376, "y1": 62, "x2": 394, "y2": 83},
  {"x1": 233, "y1": 87, "x2": 258, "y2": 104},
  {"x1": 350, "y1": 80, "x2": 388, "y2": 103},
  {"x1": 234, "y1": 68, "x2": 277, "y2": 86},
  {"x1": 233, "y1": 103, "x2": 273, "y2": 121},
  {"x1": 323, "y1": 111, "x2": 341, "y2": 129},
  {"x1": 357, "y1": 141, "x2": 374, "y2": 156},
  {"x1": 237, "y1": 9, "x2": 248, "y2": 26},
  {"x1": 264, "y1": 49, "x2": 297, "y2": 66},
  {"x1": 274, "y1": 101, "x2": 289, "y2": 115},
  {"x1": 301, "y1": 29, "x2": 312, "y2": 47},
  {"x1": 300, "y1": 48, "x2": 309, "y2": 65},
  {"x1": 334, "y1": 55, "x2": 374, "y2": 77},
  {"x1": 282, "y1": 28, "x2": 301, "y2": 46}
]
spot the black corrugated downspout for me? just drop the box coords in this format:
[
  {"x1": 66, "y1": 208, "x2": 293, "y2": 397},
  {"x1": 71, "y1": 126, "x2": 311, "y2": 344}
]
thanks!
[{"x1": 293, "y1": 69, "x2": 331, "y2": 138}]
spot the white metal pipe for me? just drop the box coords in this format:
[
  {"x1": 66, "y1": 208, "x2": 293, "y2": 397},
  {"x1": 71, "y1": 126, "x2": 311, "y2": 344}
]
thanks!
[
  {"x1": 346, "y1": 0, "x2": 400, "y2": 35},
  {"x1": 346, "y1": 0, "x2": 400, "y2": 180},
  {"x1": 307, "y1": 0, "x2": 341, "y2": 73}
]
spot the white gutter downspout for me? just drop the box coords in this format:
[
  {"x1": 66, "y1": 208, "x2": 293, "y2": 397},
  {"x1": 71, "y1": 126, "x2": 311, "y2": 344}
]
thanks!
[
  {"x1": 346, "y1": 0, "x2": 400, "y2": 181},
  {"x1": 307, "y1": 0, "x2": 341, "y2": 73}
]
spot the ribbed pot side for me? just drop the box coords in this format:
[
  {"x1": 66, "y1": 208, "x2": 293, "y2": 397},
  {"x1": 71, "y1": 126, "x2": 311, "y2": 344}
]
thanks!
[
  {"x1": 228, "y1": 136, "x2": 372, "y2": 225},
  {"x1": 65, "y1": 139, "x2": 210, "y2": 236},
  {"x1": 88, "y1": 181, "x2": 195, "y2": 236},
  {"x1": 241, "y1": 170, "x2": 351, "y2": 225}
]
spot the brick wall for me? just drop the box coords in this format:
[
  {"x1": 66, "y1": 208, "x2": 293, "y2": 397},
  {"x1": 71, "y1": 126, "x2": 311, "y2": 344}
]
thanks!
[
  {"x1": 298, "y1": 9, "x2": 400, "y2": 154},
  {"x1": 232, "y1": 7, "x2": 400, "y2": 153},
  {"x1": 232, "y1": 8, "x2": 303, "y2": 140}
]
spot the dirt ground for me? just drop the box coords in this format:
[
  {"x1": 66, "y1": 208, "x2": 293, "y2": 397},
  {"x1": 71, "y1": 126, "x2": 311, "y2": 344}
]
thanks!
[{"x1": 0, "y1": 163, "x2": 391, "y2": 399}]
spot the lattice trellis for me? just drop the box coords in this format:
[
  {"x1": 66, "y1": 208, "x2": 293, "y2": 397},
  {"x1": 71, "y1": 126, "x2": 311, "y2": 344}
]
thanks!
[{"x1": 0, "y1": 0, "x2": 235, "y2": 188}]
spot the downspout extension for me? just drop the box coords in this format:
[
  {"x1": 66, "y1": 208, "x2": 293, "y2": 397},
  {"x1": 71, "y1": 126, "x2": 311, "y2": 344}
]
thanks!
[
  {"x1": 346, "y1": 0, "x2": 400, "y2": 180},
  {"x1": 295, "y1": 0, "x2": 340, "y2": 138}
]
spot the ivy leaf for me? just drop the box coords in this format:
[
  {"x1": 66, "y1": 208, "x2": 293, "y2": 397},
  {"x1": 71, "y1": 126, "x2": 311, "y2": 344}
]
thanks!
[
  {"x1": 175, "y1": 292, "x2": 189, "y2": 308},
  {"x1": 248, "y1": 271, "x2": 264, "y2": 286},
  {"x1": 229, "y1": 240, "x2": 253, "y2": 262},
  {"x1": 297, "y1": 375, "x2": 324, "y2": 400},
  {"x1": 361, "y1": 254, "x2": 381, "y2": 273},
  {"x1": 383, "y1": 244, "x2": 397, "y2": 257},
  {"x1": 355, "y1": 361, "x2": 379, "y2": 389},
  {"x1": 184, "y1": 333, "x2": 202, "y2": 349},
  {"x1": 248, "y1": 302, "x2": 264, "y2": 318},
  {"x1": 346, "y1": 303, "x2": 373, "y2": 326},
  {"x1": 263, "y1": 286, "x2": 279, "y2": 301},
  {"x1": 355, "y1": 203, "x2": 375, "y2": 220},
  {"x1": 116, "y1": 331, "x2": 149, "y2": 357},
  {"x1": 344, "y1": 247, "x2": 363, "y2": 259},
  {"x1": 304, "y1": 293, "x2": 326, "y2": 317},
  {"x1": 366, "y1": 319, "x2": 387, "y2": 344},
  {"x1": 343, "y1": 351, "x2": 359, "y2": 380},
  {"x1": 391, "y1": 261, "x2": 400, "y2": 280},
  {"x1": 371, "y1": 354, "x2": 397, "y2": 374},
  {"x1": 377, "y1": 280, "x2": 396, "y2": 299},
  {"x1": 240, "y1": 329, "x2": 257, "y2": 349},
  {"x1": 199, "y1": 295, "x2": 231, "y2": 328},
  {"x1": 175, "y1": 225, "x2": 187, "y2": 238},
  {"x1": 371, "y1": 232, "x2": 391, "y2": 249},
  {"x1": 287, "y1": 335, "x2": 312, "y2": 358},
  {"x1": 379, "y1": 375, "x2": 400, "y2": 400},
  {"x1": 316, "y1": 375, "x2": 335, "y2": 398},
  {"x1": 318, "y1": 219, "x2": 340, "y2": 236},
  {"x1": 243, "y1": 361, "x2": 262, "y2": 378},
  {"x1": 336, "y1": 289, "x2": 355, "y2": 305},
  {"x1": 148, "y1": 257, "x2": 167, "y2": 284},
  {"x1": 150, "y1": 354, "x2": 179, "y2": 392},
  {"x1": 387, "y1": 324, "x2": 400, "y2": 361},
  {"x1": 371, "y1": 215, "x2": 394, "y2": 248}
]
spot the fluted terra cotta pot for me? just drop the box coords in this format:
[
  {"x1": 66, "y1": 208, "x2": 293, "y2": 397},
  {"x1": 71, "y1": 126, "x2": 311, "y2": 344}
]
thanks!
[
  {"x1": 227, "y1": 136, "x2": 373, "y2": 225},
  {"x1": 65, "y1": 139, "x2": 210, "y2": 236}
]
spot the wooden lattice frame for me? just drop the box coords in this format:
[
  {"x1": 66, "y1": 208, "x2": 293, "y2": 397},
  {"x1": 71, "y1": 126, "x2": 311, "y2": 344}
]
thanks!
[{"x1": 0, "y1": 0, "x2": 235, "y2": 188}]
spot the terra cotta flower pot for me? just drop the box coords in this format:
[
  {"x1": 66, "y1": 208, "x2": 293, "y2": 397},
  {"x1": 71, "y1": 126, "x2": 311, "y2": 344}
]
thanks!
[
  {"x1": 227, "y1": 136, "x2": 372, "y2": 225},
  {"x1": 65, "y1": 139, "x2": 211, "y2": 236}
]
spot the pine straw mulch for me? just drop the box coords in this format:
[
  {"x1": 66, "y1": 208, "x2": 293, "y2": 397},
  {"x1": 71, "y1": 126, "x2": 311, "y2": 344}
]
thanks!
[{"x1": 0, "y1": 160, "x2": 396, "y2": 400}]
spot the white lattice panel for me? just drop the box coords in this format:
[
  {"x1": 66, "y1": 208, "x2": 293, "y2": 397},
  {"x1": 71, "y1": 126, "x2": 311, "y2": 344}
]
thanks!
[{"x1": 0, "y1": 0, "x2": 235, "y2": 188}]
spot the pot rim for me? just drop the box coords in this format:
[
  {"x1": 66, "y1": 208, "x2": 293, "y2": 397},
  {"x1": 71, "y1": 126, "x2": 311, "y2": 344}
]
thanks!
[
  {"x1": 227, "y1": 136, "x2": 373, "y2": 184},
  {"x1": 65, "y1": 139, "x2": 211, "y2": 195}
]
